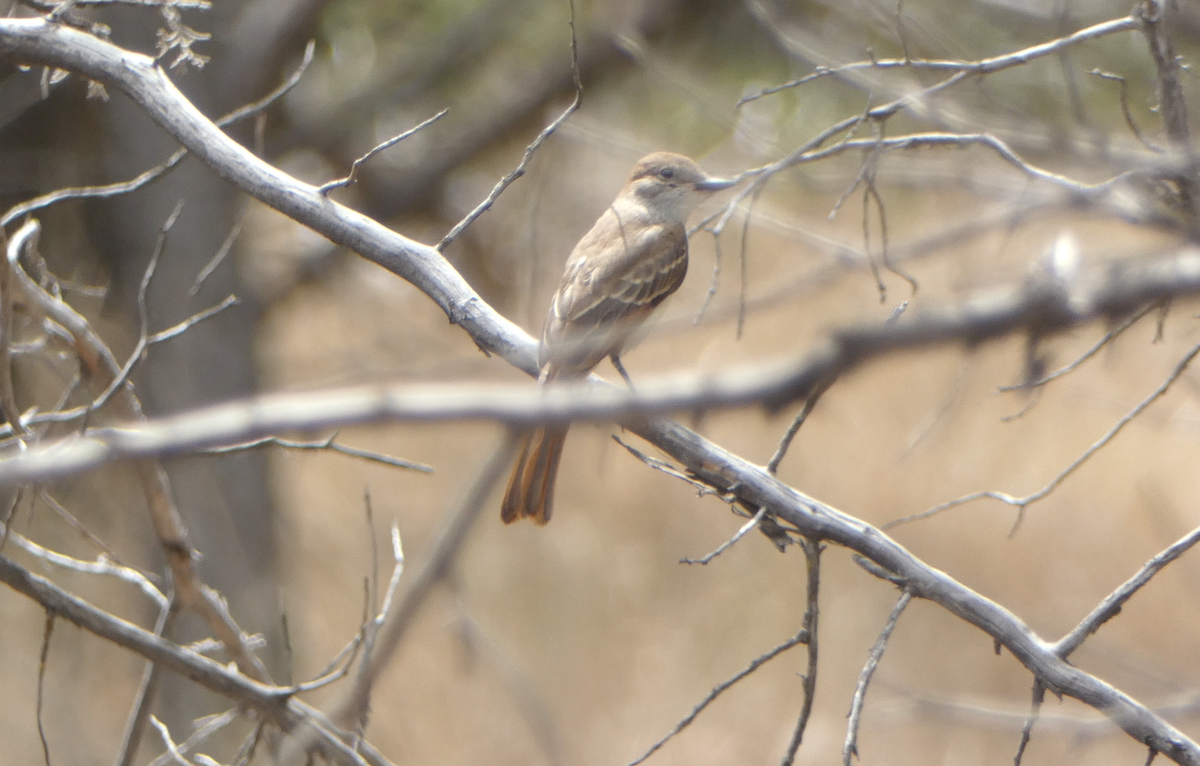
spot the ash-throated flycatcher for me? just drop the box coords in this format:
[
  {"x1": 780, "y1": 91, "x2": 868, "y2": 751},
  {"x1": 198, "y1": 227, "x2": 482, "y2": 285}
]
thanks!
[{"x1": 501, "y1": 152, "x2": 734, "y2": 525}]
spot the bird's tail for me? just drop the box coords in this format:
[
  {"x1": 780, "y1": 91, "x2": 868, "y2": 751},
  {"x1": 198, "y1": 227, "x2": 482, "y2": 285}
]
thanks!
[{"x1": 501, "y1": 425, "x2": 568, "y2": 525}]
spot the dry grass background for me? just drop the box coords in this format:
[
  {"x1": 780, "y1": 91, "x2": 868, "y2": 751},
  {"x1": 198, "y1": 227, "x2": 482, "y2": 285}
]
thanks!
[{"x1": 4, "y1": 5, "x2": 1200, "y2": 764}]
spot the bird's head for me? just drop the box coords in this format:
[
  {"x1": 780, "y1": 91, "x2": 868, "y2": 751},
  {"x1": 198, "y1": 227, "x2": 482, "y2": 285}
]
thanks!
[{"x1": 622, "y1": 152, "x2": 735, "y2": 223}]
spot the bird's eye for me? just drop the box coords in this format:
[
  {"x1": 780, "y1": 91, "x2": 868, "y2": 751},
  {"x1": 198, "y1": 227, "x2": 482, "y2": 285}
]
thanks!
[{"x1": 658, "y1": 167, "x2": 675, "y2": 180}]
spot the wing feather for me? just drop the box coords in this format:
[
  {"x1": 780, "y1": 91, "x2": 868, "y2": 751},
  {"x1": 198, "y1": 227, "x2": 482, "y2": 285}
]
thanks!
[{"x1": 540, "y1": 206, "x2": 688, "y2": 372}]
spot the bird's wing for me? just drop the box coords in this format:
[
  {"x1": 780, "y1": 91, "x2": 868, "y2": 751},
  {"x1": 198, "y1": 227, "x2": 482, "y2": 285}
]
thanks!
[{"x1": 541, "y1": 207, "x2": 688, "y2": 372}]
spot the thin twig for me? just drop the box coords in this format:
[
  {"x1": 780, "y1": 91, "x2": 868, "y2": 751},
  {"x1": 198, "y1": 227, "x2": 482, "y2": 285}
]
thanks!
[
  {"x1": 887, "y1": 341, "x2": 1200, "y2": 530},
  {"x1": 38, "y1": 487, "x2": 127, "y2": 564},
  {"x1": 86, "y1": 200, "x2": 185, "y2": 415},
  {"x1": 1013, "y1": 681, "x2": 1046, "y2": 766},
  {"x1": 201, "y1": 433, "x2": 432, "y2": 473},
  {"x1": 144, "y1": 710, "x2": 238, "y2": 766},
  {"x1": 612, "y1": 434, "x2": 734, "y2": 500},
  {"x1": 843, "y1": 589, "x2": 912, "y2": 765},
  {"x1": 189, "y1": 204, "x2": 245, "y2": 296},
  {"x1": 0, "y1": 520, "x2": 165, "y2": 608},
  {"x1": 229, "y1": 716, "x2": 265, "y2": 766},
  {"x1": 1055, "y1": 523, "x2": 1200, "y2": 658},
  {"x1": 437, "y1": 0, "x2": 581, "y2": 251},
  {"x1": 999, "y1": 303, "x2": 1156, "y2": 392},
  {"x1": 149, "y1": 716, "x2": 192, "y2": 766},
  {"x1": 1091, "y1": 69, "x2": 1162, "y2": 153},
  {"x1": 767, "y1": 382, "x2": 831, "y2": 475},
  {"x1": 625, "y1": 627, "x2": 809, "y2": 766},
  {"x1": 736, "y1": 185, "x2": 765, "y2": 339},
  {"x1": 781, "y1": 539, "x2": 822, "y2": 766},
  {"x1": 739, "y1": 14, "x2": 1140, "y2": 106},
  {"x1": 148, "y1": 294, "x2": 239, "y2": 344},
  {"x1": 694, "y1": 229, "x2": 723, "y2": 324},
  {"x1": 680, "y1": 506, "x2": 767, "y2": 565},
  {"x1": 37, "y1": 612, "x2": 54, "y2": 766},
  {"x1": 317, "y1": 109, "x2": 449, "y2": 195},
  {"x1": 115, "y1": 598, "x2": 177, "y2": 766}
]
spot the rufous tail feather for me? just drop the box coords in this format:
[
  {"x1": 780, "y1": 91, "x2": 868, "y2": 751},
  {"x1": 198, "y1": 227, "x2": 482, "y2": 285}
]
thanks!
[{"x1": 501, "y1": 425, "x2": 568, "y2": 525}]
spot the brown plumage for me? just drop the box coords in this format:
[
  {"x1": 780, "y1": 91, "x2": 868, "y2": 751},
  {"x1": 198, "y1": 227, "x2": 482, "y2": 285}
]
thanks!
[{"x1": 501, "y1": 152, "x2": 734, "y2": 524}]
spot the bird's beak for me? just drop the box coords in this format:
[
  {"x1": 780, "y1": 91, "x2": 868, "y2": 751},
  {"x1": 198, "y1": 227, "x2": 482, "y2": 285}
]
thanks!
[{"x1": 694, "y1": 176, "x2": 736, "y2": 192}]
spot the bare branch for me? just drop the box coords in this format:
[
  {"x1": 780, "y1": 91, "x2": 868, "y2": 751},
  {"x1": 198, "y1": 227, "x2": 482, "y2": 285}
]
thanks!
[
  {"x1": 780, "y1": 539, "x2": 821, "y2": 765},
  {"x1": 739, "y1": 14, "x2": 1140, "y2": 107},
  {"x1": 888, "y1": 341, "x2": 1200, "y2": 530},
  {"x1": 1013, "y1": 682, "x2": 1046, "y2": 766},
  {"x1": 680, "y1": 506, "x2": 767, "y2": 565},
  {"x1": 9, "y1": 248, "x2": 1200, "y2": 482},
  {"x1": 0, "y1": 519, "x2": 165, "y2": 608},
  {"x1": 436, "y1": 0, "x2": 581, "y2": 251},
  {"x1": 998, "y1": 303, "x2": 1156, "y2": 392},
  {"x1": 37, "y1": 612, "x2": 54, "y2": 766},
  {"x1": 115, "y1": 599, "x2": 176, "y2": 766},
  {"x1": 6, "y1": 218, "x2": 270, "y2": 684},
  {"x1": 1055, "y1": 524, "x2": 1200, "y2": 658},
  {"x1": 0, "y1": 553, "x2": 394, "y2": 766},
  {"x1": 318, "y1": 110, "x2": 449, "y2": 196},
  {"x1": 201, "y1": 433, "x2": 432, "y2": 473},
  {"x1": 5, "y1": 18, "x2": 1200, "y2": 763},
  {"x1": 625, "y1": 627, "x2": 809, "y2": 766},
  {"x1": 843, "y1": 590, "x2": 913, "y2": 766},
  {"x1": 277, "y1": 432, "x2": 520, "y2": 763}
]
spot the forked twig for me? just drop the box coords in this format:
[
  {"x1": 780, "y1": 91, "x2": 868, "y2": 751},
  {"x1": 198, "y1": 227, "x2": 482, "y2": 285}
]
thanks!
[
  {"x1": 1091, "y1": 69, "x2": 1162, "y2": 153},
  {"x1": 680, "y1": 506, "x2": 767, "y2": 565},
  {"x1": 318, "y1": 109, "x2": 449, "y2": 195},
  {"x1": 887, "y1": 341, "x2": 1200, "y2": 531},
  {"x1": 625, "y1": 627, "x2": 809, "y2": 766},
  {"x1": 998, "y1": 303, "x2": 1156, "y2": 392},
  {"x1": 143, "y1": 710, "x2": 238, "y2": 766}
]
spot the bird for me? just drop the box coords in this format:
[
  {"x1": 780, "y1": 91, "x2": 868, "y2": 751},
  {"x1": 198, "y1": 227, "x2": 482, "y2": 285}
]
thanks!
[{"x1": 501, "y1": 151, "x2": 735, "y2": 525}]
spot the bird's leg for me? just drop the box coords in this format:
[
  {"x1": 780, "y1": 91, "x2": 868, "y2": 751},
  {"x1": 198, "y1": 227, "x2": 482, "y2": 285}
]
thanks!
[{"x1": 610, "y1": 353, "x2": 636, "y2": 391}]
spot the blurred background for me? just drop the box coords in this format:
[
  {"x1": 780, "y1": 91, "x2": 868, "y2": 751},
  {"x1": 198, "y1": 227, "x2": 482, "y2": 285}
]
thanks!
[{"x1": 3, "y1": 0, "x2": 1200, "y2": 764}]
